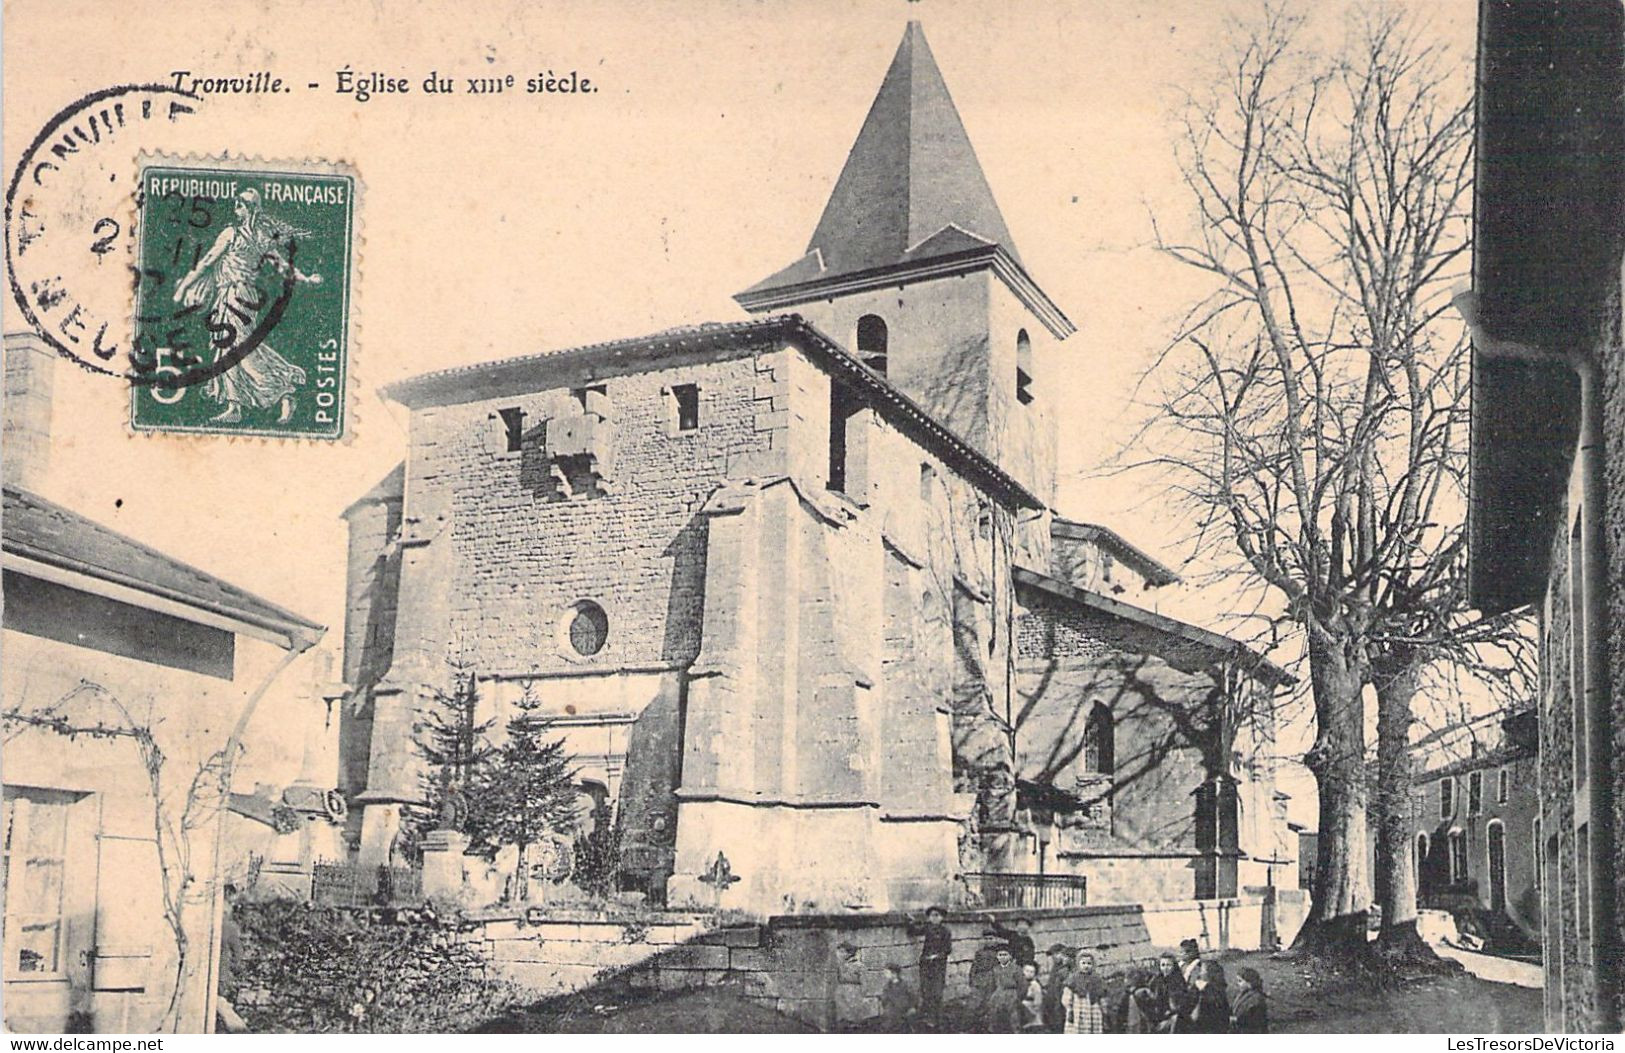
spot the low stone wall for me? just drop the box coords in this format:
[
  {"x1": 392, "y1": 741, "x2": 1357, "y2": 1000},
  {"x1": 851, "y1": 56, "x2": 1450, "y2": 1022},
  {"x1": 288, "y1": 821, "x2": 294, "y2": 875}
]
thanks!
[
  {"x1": 469, "y1": 893, "x2": 1298, "y2": 1029},
  {"x1": 467, "y1": 907, "x2": 716, "y2": 996}
]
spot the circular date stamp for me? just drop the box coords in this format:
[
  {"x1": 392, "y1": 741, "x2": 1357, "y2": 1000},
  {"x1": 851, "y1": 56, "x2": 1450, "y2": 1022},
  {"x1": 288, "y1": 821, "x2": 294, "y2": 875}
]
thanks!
[
  {"x1": 6, "y1": 84, "x2": 205, "y2": 381},
  {"x1": 5, "y1": 86, "x2": 358, "y2": 440}
]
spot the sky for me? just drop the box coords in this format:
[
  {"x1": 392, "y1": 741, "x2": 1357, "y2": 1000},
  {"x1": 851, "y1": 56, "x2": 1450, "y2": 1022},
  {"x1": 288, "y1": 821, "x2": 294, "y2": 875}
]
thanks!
[{"x1": 3, "y1": 0, "x2": 1480, "y2": 825}]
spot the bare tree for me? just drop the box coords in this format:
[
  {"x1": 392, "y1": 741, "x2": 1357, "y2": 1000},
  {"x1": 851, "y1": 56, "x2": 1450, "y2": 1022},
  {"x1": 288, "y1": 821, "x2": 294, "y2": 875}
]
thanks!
[{"x1": 1138, "y1": 4, "x2": 1526, "y2": 958}]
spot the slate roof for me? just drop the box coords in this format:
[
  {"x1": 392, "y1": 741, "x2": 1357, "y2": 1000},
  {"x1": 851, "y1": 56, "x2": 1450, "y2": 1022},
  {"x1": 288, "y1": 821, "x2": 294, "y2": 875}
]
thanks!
[
  {"x1": 382, "y1": 314, "x2": 1044, "y2": 511},
  {"x1": 800, "y1": 21, "x2": 1019, "y2": 276},
  {"x1": 1013, "y1": 566, "x2": 1293, "y2": 687},
  {"x1": 1051, "y1": 518, "x2": 1180, "y2": 587},
  {"x1": 3, "y1": 485, "x2": 323, "y2": 649},
  {"x1": 735, "y1": 22, "x2": 1073, "y2": 337}
]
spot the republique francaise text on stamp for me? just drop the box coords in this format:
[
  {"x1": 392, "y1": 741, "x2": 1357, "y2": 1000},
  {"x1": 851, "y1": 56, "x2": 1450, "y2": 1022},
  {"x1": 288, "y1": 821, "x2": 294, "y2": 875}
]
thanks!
[{"x1": 131, "y1": 157, "x2": 356, "y2": 439}]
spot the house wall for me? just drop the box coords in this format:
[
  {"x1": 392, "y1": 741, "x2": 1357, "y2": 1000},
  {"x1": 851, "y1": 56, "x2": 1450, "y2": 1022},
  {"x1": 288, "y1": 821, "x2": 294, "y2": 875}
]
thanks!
[
  {"x1": 1012, "y1": 587, "x2": 1288, "y2": 903},
  {"x1": 1, "y1": 610, "x2": 326, "y2": 1033},
  {"x1": 1412, "y1": 755, "x2": 1541, "y2": 939},
  {"x1": 1604, "y1": 269, "x2": 1625, "y2": 1031},
  {"x1": 1539, "y1": 472, "x2": 1597, "y2": 1030}
]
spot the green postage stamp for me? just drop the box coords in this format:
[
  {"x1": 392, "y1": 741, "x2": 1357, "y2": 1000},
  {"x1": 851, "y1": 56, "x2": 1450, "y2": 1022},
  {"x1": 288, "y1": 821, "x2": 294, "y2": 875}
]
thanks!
[{"x1": 131, "y1": 157, "x2": 357, "y2": 439}]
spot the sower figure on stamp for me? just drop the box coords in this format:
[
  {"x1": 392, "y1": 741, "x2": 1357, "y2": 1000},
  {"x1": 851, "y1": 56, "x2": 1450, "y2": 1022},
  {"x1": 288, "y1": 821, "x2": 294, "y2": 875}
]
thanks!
[{"x1": 173, "y1": 188, "x2": 321, "y2": 424}]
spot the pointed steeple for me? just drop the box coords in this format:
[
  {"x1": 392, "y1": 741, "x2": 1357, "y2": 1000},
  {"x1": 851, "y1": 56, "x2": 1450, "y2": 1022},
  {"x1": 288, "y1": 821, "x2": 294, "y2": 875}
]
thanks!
[
  {"x1": 808, "y1": 21, "x2": 1021, "y2": 275},
  {"x1": 740, "y1": 21, "x2": 1060, "y2": 311}
]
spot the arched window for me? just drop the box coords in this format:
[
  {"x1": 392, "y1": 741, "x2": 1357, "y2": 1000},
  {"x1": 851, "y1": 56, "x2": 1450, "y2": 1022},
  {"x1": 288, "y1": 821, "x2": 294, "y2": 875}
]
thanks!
[
  {"x1": 1486, "y1": 819, "x2": 1507, "y2": 912},
  {"x1": 1015, "y1": 329, "x2": 1034, "y2": 405},
  {"x1": 1082, "y1": 702, "x2": 1115, "y2": 775},
  {"x1": 856, "y1": 314, "x2": 888, "y2": 375},
  {"x1": 1448, "y1": 828, "x2": 1468, "y2": 884},
  {"x1": 1416, "y1": 832, "x2": 1430, "y2": 892}
]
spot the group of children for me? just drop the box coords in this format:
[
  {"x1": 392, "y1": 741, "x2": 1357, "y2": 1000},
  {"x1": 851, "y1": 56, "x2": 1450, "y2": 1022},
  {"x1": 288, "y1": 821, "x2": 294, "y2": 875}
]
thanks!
[{"x1": 851, "y1": 911, "x2": 1271, "y2": 1033}]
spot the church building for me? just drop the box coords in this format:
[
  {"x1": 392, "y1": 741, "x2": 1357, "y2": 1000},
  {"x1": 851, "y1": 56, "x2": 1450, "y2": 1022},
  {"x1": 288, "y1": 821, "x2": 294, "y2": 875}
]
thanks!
[{"x1": 340, "y1": 22, "x2": 1293, "y2": 916}]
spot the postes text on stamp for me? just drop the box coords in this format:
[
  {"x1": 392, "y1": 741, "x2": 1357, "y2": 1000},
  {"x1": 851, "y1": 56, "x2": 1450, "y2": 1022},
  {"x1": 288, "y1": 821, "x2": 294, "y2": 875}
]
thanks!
[{"x1": 132, "y1": 158, "x2": 356, "y2": 439}]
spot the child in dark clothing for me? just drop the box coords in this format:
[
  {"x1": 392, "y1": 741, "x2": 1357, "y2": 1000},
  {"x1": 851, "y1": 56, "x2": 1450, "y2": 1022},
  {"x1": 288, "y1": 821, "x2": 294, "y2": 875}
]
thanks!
[
  {"x1": 878, "y1": 964, "x2": 916, "y2": 1032},
  {"x1": 1230, "y1": 966, "x2": 1268, "y2": 1033},
  {"x1": 1179, "y1": 959, "x2": 1231, "y2": 1034}
]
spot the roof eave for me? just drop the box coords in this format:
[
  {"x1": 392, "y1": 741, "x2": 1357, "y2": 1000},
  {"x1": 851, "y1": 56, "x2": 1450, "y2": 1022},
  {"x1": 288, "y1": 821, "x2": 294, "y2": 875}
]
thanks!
[
  {"x1": 1012, "y1": 566, "x2": 1293, "y2": 687},
  {"x1": 379, "y1": 315, "x2": 1043, "y2": 512},
  {"x1": 735, "y1": 246, "x2": 1075, "y2": 340},
  {"x1": 1464, "y1": 0, "x2": 1625, "y2": 612}
]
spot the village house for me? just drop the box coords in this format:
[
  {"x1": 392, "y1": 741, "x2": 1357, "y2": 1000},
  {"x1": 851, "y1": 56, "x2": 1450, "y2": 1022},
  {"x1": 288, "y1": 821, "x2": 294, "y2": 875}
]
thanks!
[
  {"x1": 340, "y1": 22, "x2": 1296, "y2": 920},
  {"x1": 1411, "y1": 709, "x2": 1541, "y2": 945},
  {"x1": 1463, "y1": 0, "x2": 1624, "y2": 1032},
  {"x1": 1, "y1": 332, "x2": 339, "y2": 1033}
]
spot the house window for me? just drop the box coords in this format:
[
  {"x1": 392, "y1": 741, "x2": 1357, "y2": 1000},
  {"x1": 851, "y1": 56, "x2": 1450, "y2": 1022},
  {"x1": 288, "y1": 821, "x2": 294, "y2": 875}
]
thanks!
[
  {"x1": 496, "y1": 406, "x2": 526, "y2": 453},
  {"x1": 1468, "y1": 771, "x2": 1482, "y2": 817},
  {"x1": 1448, "y1": 828, "x2": 1467, "y2": 884},
  {"x1": 1415, "y1": 832, "x2": 1429, "y2": 891},
  {"x1": 919, "y1": 462, "x2": 936, "y2": 502},
  {"x1": 2, "y1": 790, "x2": 71, "y2": 977},
  {"x1": 1439, "y1": 777, "x2": 1455, "y2": 819},
  {"x1": 1082, "y1": 702, "x2": 1115, "y2": 775},
  {"x1": 1532, "y1": 817, "x2": 1542, "y2": 890},
  {"x1": 856, "y1": 314, "x2": 888, "y2": 375},
  {"x1": 1497, "y1": 767, "x2": 1509, "y2": 805},
  {"x1": 1015, "y1": 329, "x2": 1034, "y2": 405},
  {"x1": 670, "y1": 384, "x2": 700, "y2": 432},
  {"x1": 1569, "y1": 518, "x2": 1588, "y2": 787},
  {"x1": 561, "y1": 600, "x2": 609, "y2": 658},
  {"x1": 1576, "y1": 824, "x2": 1592, "y2": 961}
]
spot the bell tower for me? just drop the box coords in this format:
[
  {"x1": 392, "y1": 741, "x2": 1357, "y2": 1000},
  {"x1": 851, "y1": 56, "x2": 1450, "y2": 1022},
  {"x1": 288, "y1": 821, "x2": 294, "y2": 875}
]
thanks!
[{"x1": 736, "y1": 21, "x2": 1074, "y2": 503}]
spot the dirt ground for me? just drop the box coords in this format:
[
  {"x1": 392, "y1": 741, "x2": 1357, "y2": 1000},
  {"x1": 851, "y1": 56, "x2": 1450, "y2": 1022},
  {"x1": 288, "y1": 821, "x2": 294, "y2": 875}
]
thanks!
[
  {"x1": 1231, "y1": 950, "x2": 1543, "y2": 1034},
  {"x1": 478, "y1": 948, "x2": 1544, "y2": 1034}
]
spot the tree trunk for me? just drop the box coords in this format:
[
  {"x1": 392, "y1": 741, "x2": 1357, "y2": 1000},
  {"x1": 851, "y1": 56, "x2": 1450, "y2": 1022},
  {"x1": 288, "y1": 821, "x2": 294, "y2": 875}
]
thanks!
[
  {"x1": 1293, "y1": 632, "x2": 1373, "y2": 957},
  {"x1": 1371, "y1": 649, "x2": 1443, "y2": 963}
]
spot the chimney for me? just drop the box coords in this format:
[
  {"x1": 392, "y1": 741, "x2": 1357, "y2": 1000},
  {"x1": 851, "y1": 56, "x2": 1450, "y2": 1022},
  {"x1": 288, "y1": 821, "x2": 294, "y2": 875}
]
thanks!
[{"x1": 3, "y1": 331, "x2": 55, "y2": 492}]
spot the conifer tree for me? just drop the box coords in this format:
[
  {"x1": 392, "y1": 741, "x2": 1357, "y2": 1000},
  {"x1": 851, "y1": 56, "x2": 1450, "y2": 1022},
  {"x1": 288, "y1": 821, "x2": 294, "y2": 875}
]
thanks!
[
  {"x1": 406, "y1": 666, "x2": 495, "y2": 853},
  {"x1": 467, "y1": 684, "x2": 579, "y2": 899}
]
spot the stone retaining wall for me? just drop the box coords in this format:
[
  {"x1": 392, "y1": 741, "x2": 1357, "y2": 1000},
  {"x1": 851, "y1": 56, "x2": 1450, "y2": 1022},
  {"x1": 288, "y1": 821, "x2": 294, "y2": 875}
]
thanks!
[{"x1": 469, "y1": 893, "x2": 1305, "y2": 1028}]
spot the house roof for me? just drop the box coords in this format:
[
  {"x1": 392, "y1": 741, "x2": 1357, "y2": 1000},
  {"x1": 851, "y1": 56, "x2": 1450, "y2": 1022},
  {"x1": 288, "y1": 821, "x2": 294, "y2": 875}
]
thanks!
[
  {"x1": 1466, "y1": 0, "x2": 1625, "y2": 613},
  {"x1": 1013, "y1": 565, "x2": 1293, "y2": 687},
  {"x1": 1413, "y1": 742, "x2": 1535, "y2": 785},
  {"x1": 2, "y1": 486, "x2": 323, "y2": 650},
  {"x1": 734, "y1": 22, "x2": 1073, "y2": 338},
  {"x1": 382, "y1": 314, "x2": 1044, "y2": 511},
  {"x1": 1050, "y1": 518, "x2": 1180, "y2": 587}
]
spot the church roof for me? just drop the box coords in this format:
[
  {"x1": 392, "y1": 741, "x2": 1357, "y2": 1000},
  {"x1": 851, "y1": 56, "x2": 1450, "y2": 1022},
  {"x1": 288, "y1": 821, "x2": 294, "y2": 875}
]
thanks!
[
  {"x1": 805, "y1": 21, "x2": 1020, "y2": 275},
  {"x1": 1051, "y1": 518, "x2": 1180, "y2": 587},
  {"x1": 382, "y1": 314, "x2": 1044, "y2": 511},
  {"x1": 737, "y1": 23, "x2": 1074, "y2": 338}
]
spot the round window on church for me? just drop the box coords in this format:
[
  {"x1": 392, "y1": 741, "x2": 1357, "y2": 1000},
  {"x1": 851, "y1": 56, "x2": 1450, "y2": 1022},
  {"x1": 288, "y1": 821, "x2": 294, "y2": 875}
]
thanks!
[{"x1": 561, "y1": 600, "x2": 609, "y2": 658}]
